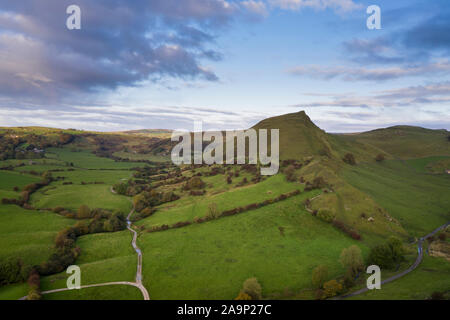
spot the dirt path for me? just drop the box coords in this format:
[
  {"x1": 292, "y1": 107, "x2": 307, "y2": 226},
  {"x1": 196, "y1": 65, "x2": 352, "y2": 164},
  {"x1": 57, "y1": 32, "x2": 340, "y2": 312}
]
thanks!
[
  {"x1": 19, "y1": 187, "x2": 150, "y2": 301},
  {"x1": 339, "y1": 222, "x2": 450, "y2": 299}
]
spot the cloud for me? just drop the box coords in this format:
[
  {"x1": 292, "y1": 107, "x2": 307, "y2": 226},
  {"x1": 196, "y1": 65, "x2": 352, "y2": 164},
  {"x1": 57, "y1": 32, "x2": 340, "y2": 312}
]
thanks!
[
  {"x1": 269, "y1": 0, "x2": 362, "y2": 12},
  {"x1": 403, "y1": 11, "x2": 450, "y2": 51},
  {"x1": 288, "y1": 60, "x2": 450, "y2": 81},
  {"x1": 294, "y1": 82, "x2": 450, "y2": 109},
  {"x1": 0, "y1": 0, "x2": 264, "y2": 102},
  {"x1": 241, "y1": 1, "x2": 269, "y2": 17},
  {"x1": 0, "y1": 101, "x2": 267, "y2": 132}
]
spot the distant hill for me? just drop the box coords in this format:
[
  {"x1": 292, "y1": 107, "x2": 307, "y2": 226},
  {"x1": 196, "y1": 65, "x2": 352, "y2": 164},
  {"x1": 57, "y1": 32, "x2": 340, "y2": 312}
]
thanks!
[{"x1": 340, "y1": 125, "x2": 450, "y2": 159}]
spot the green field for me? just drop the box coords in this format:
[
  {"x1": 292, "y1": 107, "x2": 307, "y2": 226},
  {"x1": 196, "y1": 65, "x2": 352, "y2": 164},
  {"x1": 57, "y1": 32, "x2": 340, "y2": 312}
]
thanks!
[
  {"x1": 43, "y1": 285, "x2": 144, "y2": 300},
  {"x1": 31, "y1": 184, "x2": 132, "y2": 213},
  {"x1": 0, "y1": 205, "x2": 75, "y2": 266},
  {"x1": 138, "y1": 194, "x2": 367, "y2": 299},
  {"x1": 341, "y1": 160, "x2": 450, "y2": 236},
  {"x1": 0, "y1": 171, "x2": 42, "y2": 191},
  {"x1": 46, "y1": 148, "x2": 144, "y2": 169},
  {"x1": 139, "y1": 174, "x2": 304, "y2": 228},
  {"x1": 351, "y1": 255, "x2": 450, "y2": 300},
  {"x1": 40, "y1": 230, "x2": 137, "y2": 292}
]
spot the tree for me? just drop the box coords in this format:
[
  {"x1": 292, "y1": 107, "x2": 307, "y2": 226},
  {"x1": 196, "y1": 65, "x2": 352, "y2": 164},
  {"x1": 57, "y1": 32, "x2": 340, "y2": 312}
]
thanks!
[
  {"x1": 184, "y1": 176, "x2": 206, "y2": 190},
  {"x1": 367, "y1": 237, "x2": 405, "y2": 269},
  {"x1": 375, "y1": 154, "x2": 385, "y2": 162},
  {"x1": 241, "y1": 278, "x2": 262, "y2": 300},
  {"x1": 339, "y1": 245, "x2": 364, "y2": 278},
  {"x1": 342, "y1": 153, "x2": 356, "y2": 165},
  {"x1": 312, "y1": 265, "x2": 328, "y2": 288},
  {"x1": 323, "y1": 280, "x2": 343, "y2": 298},
  {"x1": 77, "y1": 205, "x2": 91, "y2": 219}
]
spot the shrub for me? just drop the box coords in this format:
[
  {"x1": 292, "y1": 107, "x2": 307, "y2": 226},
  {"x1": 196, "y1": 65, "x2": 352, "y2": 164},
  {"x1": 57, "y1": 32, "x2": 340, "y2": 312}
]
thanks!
[
  {"x1": 323, "y1": 280, "x2": 343, "y2": 298},
  {"x1": 375, "y1": 154, "x2": 385, "y2": 162},
  {"x1": 77, "y1": 205, "x2": 91, "y2": 219},
  {"x1": 53, "y1": 207, "x2": 65, "y2": 213},
  {"x1": 317, "y1": 209, "x2": 335, "y2": 223},
  {"x1": 184, "y1": 176, "x2": 206, "y2": 190},
  {"x1": 438, "y1": 233, "x2": 447, "y2": 241},
  {"x1": 340, "y1": 245, "x2": 364, "y2": 278},
  {"x1": 311, "y1": 176, "x2": 327, "y2": 189},
  {"x1": 241, "y1": 278, "x2": 262, "y2": 300},
  {"x1": 343, "y1": 153, "x2": 356, "y2": 165},
  {"x1": 235, "y1": 292, "x2": 252, "y2": 300},
  {"x1": 284, "y1": 165, "x2": 297, "y2": 182},
  {"x1": 367, "y1": 237, "x2": 405, "y2": 269},
  {"x1": 431, "y1": 291, "x2": 445, "y2": 300},
  {"x1": 207, "y1": 203, "x2": 220, "y2": 220}
]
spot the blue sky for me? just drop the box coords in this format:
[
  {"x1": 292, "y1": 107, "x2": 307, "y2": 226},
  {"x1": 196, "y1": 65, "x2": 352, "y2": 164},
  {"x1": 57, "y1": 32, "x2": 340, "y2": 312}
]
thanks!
[{"x1": 0, "y1": 0, "x2": 449, "y2": 132}]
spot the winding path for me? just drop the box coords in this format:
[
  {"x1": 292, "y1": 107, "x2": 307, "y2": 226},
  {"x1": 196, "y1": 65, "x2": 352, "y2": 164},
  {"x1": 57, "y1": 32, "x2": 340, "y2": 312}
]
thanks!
[
  {"x1": 20, "y1": 187, "x2": 150, "y2": 300},
  {"x1": 339, "y1": 222, "x2": 450, "y2": 299}
]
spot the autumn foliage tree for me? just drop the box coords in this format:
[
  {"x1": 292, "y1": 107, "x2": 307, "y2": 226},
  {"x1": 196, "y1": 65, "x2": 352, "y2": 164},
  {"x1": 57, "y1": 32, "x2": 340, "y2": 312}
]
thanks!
[
  {"x1": 323, "y1": 280, "x2": 343, "y2": 298},
  {"x1": 240, "y1": 278, "x2": 262, "y2": 300},
  {"x1": 312, "y1": 265, "x2": 328, "y2": 288}
]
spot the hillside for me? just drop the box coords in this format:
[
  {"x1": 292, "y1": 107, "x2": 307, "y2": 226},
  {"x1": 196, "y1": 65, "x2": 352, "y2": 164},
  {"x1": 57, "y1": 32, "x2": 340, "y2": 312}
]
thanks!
[{"x1": 339, "y1": 125, "x2": 450, "y2": 159}]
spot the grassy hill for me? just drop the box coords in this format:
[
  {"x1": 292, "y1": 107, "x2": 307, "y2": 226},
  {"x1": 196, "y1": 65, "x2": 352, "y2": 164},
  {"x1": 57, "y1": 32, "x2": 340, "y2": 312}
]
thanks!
[{"x1": 339, "y1": 125, "x2": 450, "y2": 159}]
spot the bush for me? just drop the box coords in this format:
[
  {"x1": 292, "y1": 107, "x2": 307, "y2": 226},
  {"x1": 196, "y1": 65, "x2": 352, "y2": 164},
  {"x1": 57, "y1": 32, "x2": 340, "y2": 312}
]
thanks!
[
  {"x1": 77, "y1": 205, "x2": 91, "y2": 219},
  {"x1": 431, "y1": 291, "x2": 445, "y2": 300},
  {"x1": 438, "y1": 233, "x2": 447, "y2": 241},
  {"x1": 284, "y1": 165, "x2": 297, "y2": 182},
  {"x1": 332, "y1": 220, "x2": 361, "y2": 240},
  {"x1": 207, "y1": 203, "x2": 220, "y2": 220},
  {"x1": 235, "y1": 292, "x2": 252, "y2": 300},
  {"x1": 323, "y1": 280, "x2": 342, "y2": 298},
  {"x1": 343, "y1": 153, "x2": 356, "y2": 165},
  {"x1": 340, "y1": 245, "x2": 364, "y2": 279},
  {"x1": 184, "y1": 176, "x2": 206, "y2": 190},
  {"x1": 317, "y1": 209, "x2": 335, "y2": 223},
  {"x1": 241, "y1": 278, "x2": 262, "y2": 300},
  {"x1": 375, "y1": 154, "x2": 385, "y2": 162},
  {"x1": 367, "y1": 237, "x2": 405, "y2": 269}
]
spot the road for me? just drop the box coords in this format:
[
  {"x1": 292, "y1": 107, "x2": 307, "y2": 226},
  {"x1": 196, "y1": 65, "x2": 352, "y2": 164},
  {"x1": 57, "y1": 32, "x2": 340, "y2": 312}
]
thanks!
[
  {"x1": 339, "y1": 222, "x2": 450, "y2": 299},
  {"x1": 19, "y1": 187, "x2": 150, "y2": 300}
]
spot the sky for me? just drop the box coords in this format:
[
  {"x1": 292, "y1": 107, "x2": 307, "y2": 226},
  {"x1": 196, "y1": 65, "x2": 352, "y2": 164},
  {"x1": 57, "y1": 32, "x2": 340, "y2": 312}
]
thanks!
[{"x1": 0, "y1": 0, "x2": 449, "y2": 132}]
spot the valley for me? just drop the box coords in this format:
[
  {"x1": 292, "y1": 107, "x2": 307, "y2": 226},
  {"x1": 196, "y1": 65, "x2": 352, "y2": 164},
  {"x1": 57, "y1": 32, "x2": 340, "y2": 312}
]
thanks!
[{"x1": 0, "y1": 111, "x2": 448, "y2": 300}]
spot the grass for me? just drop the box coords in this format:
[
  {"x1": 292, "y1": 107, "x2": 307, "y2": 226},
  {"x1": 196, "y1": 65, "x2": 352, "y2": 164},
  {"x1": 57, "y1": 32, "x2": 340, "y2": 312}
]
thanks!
[
  {"x1": 350, "y1": 255, "x2": 450, "y2": 300},
  {"x1": 0, "y1": 170, "x2": 41, "y2": 191},
  {"x1": 405, "y1": 156, "x2": 450, "y2": 174},
  {"x1": 138, "y1": 194, "x2": 368, "y2": 299},
  {"x1": 46, "y1": 147, "x2": 144, "y2": 169},
  {"x1": 0, "y1": 205, "x2": 75, "y2": 266},
  {"x1": 341, "y1": 160, "x2": 450, "y2": 237},
  {"x1": 42, "y1": 285, "x2": 144, "y2": 300},
  {"x1": 342, "y1": 126, "x2": 450, "y2": 159},
  {"x1": 40, "y1": 230, "x2": 137, "y2": 293},
  {"x1": 137, "y1": 174, "x2": 303, "y2": 228},
  {"x1": 31, "y1": 184, "x2": 132, "y2": 213},
  {"x1": 51, "y1": 169, "x2": 133, "y2": 185}
]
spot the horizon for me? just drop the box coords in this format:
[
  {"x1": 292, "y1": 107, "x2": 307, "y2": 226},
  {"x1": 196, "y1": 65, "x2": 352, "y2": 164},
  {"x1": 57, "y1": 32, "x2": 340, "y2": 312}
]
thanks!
[{"x1": 1, "y1": 110, "x2": 449, "y2": 134}]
